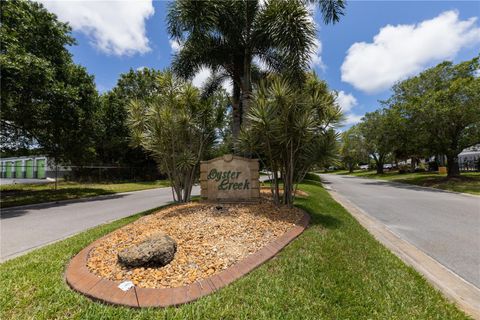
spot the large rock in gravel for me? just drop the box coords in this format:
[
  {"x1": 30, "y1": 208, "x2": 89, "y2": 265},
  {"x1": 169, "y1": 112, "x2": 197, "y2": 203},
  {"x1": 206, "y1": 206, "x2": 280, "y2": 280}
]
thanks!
[{"x1": 118, "y1": 232, "x2": 177, "y2": 268}]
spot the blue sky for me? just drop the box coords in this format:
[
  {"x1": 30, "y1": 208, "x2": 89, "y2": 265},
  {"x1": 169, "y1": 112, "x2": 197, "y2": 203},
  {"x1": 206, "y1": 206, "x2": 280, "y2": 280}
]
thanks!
[{"x1": 40, "y1": 0, "x2": 480, "y2": 127}]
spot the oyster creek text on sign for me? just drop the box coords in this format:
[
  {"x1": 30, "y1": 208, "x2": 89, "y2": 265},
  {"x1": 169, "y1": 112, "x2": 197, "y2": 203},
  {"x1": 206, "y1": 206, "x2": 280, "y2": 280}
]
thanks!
[
  {"x1": 207, "y1": 169, "x2": 250, "y2": 190},
  {"x1": 200, "y1": 154, "x2": 260, "y2": 202}
]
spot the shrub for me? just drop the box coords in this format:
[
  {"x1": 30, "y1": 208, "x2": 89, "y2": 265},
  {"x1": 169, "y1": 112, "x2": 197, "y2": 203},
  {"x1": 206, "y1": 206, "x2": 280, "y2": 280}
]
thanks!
[
  {"x1": 303, "y1": 172, "x2": 322, "y2": 182},
  {"x1": 398, "y1": 164, "x2": 409, "y2": 174},
  {"x1": 415, "y1": 162, "x2": 427, "y2": 172}
]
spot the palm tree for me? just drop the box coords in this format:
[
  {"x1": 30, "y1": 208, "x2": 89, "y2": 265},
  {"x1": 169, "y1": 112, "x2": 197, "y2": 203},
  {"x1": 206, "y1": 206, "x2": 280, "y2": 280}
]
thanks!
[
  {"x1": 167, "y1": 0, "x2": 345, "y2": 143},
  {"x1": 127, "y1": 71, "x2": 226, "y2": 202},
  {"x1": 239, "y1": 73, "x2": 341, "y2": 206}
]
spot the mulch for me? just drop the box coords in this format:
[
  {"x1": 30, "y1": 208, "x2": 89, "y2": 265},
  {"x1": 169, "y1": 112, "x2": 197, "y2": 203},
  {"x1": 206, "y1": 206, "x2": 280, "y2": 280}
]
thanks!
[{"x1": 86, "y1": 192, "x2": 303, "y2": 289}]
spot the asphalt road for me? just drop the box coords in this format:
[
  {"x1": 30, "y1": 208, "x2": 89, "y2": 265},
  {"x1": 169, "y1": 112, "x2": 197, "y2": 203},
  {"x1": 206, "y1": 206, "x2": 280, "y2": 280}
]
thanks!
[
  {"x1": 1, "y1": 186, "x2": 198, "y2": 261},
  {"x1": 320, "y1": 174, "x2": 480, "y2": 288}
]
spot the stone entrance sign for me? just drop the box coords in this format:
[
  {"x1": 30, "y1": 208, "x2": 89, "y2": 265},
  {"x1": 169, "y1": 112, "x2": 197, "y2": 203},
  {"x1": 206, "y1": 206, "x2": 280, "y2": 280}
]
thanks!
[{"x1": 200, "y1": 154, "x2": 260, "y2": 202}]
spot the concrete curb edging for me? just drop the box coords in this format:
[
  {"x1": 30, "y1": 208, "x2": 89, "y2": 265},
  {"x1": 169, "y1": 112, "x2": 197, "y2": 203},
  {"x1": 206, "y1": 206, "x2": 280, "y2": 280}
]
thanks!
[
  {"x1": 65, "y1": 211, "x2": 310, "y2": 308},
  {"x1": 327, "y1": 189, "x2": 480, "y2": 319}
]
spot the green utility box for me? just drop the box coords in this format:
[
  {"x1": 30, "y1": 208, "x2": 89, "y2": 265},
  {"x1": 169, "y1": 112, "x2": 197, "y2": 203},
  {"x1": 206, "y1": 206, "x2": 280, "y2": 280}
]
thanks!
[
  {"x1": 36, "y1": 159, "x2": 46, "y2": 179},
  {"x1": 6, "y1": 162, "x2": 13, "y2": 178},
  {"x1": 15, "y1": 160, "x2": 23, "y2": 178},
  {"x1": 25, "y1": 159, "x2": 34, "y2": 178}
]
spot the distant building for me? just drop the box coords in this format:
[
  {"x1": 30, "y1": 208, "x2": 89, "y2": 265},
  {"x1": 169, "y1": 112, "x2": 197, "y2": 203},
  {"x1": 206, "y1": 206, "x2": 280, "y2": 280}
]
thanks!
[
  {"x1": 459, "y1": 144, "x2": 480, "y2": 170},
  {"x1": 0, "y1": 156, "x2": 70, "y2": 179}
]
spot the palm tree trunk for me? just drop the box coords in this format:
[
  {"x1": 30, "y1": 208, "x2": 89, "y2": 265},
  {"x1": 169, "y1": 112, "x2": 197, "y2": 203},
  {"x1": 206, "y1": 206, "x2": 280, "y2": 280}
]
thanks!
[
  {"x1": 184, "y1": 173, "x2": 192, "y2": 203},
  {"x1": 373, "y1": 154, "x2": 384, "y2": 174},
  {"x1": 240, "y1": 55, "x2": 252, "y2": 129},
  {"x1": 275, "y1": 168, "x2": 280, "y2": 204},
  {"x1": 232, "y1": 83, "x2": 242, "y2": 145}
]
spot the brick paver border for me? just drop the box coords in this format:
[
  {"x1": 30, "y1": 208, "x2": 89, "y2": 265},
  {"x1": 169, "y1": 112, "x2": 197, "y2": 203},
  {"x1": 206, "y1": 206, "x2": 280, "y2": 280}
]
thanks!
[{"x1": 65, "y1": 211, "x2": 310, "y2": 308}]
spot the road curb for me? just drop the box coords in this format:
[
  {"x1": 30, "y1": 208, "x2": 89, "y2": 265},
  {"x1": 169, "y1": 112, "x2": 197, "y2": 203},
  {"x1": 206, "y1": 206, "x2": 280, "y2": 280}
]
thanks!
[{"x1": 326, "y1": 189, "x2": 480, "y2": 319}]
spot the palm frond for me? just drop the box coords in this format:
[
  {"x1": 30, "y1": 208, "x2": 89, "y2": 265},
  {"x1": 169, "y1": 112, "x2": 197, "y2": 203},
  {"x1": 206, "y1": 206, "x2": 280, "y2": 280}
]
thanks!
[{"x1": 306, "y1": 0, "x2": 346, "y2": 24}]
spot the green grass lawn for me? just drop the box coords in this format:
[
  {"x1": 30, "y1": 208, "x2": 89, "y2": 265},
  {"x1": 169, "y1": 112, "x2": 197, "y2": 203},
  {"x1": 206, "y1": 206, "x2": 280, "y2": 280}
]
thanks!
[
  {"x1": 0, "y1": 181, "x2": 468, "y2": 319},
  {"x1": 331, "y1": 170, "x2": 480, "y2": 195},
  {"x1": 0, "y1": 180, "x2": 170, "y2": 208}
]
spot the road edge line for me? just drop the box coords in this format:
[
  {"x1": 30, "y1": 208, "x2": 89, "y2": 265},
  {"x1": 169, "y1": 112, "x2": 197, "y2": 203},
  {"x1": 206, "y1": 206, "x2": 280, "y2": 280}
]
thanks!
[{"x1": 326, "y1": 188, "x2": 480, "y2": 319}]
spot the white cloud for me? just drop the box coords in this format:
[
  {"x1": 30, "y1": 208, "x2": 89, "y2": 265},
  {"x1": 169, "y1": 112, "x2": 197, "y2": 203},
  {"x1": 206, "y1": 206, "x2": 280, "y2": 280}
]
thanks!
[
  {"x1": 169, "y1": 39, "x2": 182, "y2": 53},
  {"x1": 299, "y1": 3, "x2": 325, "y2": 71},
  {"x1": 306, "y1": 1, "x2": 316, "y2": 14},
  {"x1": 334, "y1": 90, "x2": 361, "y2": 127},
  {"x1": 221, "y1": 79, "x2": 233, "y2": 93},
  {"x1": 305, "y1": 3, "x2": 325, "y2": 71},
  {"x1": 253, "y1": 56, "x2": 270, "y2": 72},
  {"x1": 136, "y1": 66, "x2": 147, "y2": 71},
  {"x1": 310, "y1": 38, "x2": 326, "y2": 71},
  {"x1": 344, "y1": 113, "x2": 363, "y2": 126},
  {"x1": 330, "y1": 90, "x2": 362, "y2": 127},
  {"x1": 336, "y1": 91, "x2": 357, "y2": 113},
  {"x1": 192, "y1": 67, "x2": 233, "y2": 93},
  {"x1": 341, "y1": 10, "x2": 480, "y2": 93},
  {"x1": 39, "y1": 0, "x2": 154, "y2": 56},
  {"x1": 192, "y1": 68, "x2": 212, "y2": 88}
]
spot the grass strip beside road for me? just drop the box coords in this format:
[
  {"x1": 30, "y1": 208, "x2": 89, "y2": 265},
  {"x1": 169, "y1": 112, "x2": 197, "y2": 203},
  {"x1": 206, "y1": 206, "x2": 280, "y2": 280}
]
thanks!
[
  {"x1": 331, "y1": 170, "x2": 480, "y2": 195},
  {"x1": 0, "y1": 181, "x2": 468, "y2": 319},
  {"x1": 0, "y1": 180, "x2": 170, "y2": 208}
]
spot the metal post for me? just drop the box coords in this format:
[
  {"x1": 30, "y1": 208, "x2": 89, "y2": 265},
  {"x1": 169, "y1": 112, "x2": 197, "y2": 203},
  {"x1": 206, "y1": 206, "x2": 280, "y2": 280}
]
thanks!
[{"x1": 55, "y1": 163, "x2": 58, "y2": 190}]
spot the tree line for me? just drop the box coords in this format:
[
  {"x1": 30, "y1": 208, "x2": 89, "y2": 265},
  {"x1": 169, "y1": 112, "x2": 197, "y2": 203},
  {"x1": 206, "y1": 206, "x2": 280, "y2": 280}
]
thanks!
[
  {"x1": 1, "y1": 0, "x2": 152, "y2": 172},
  {"x1": 1, "y1": 0, "x2": 346, "y2": 205},
  {"x1": 340, "y1": 57, "x2": 480, "y2": 177}
]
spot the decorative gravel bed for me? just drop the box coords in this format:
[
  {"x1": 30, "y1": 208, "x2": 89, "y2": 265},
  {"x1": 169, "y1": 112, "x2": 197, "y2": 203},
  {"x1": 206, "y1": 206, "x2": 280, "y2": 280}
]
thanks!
[{"x1": 86, "y1": 194, "x2": 303, "y2": 288}]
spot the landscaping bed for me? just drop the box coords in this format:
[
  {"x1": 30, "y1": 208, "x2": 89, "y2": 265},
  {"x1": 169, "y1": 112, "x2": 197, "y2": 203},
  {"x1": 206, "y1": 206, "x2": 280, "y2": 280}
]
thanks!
[
  {"x1": 87, "y1": 193, "x2": 303, "y2": 288},
  {"x1": 0, "y1": 181, "x2": 468, "y2": 319}
]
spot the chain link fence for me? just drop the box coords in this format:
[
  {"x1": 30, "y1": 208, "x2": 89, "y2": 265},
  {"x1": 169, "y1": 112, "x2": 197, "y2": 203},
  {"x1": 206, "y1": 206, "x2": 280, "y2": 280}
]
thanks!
[{"x1": 68, "y1": 165, "x2": 165, "y2": 182}]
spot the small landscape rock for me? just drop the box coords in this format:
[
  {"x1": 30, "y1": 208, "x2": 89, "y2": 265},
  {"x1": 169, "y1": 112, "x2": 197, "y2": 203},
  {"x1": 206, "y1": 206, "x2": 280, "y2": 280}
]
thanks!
[{"x1": 118, "y1": 232, "x2": 177, "y2": 268}]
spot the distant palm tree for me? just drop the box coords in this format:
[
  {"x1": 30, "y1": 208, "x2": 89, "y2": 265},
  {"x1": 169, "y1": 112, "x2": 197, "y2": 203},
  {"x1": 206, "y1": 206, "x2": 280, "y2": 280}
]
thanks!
[{"x1": 167, "y1": 0, "x2": 345, "y2": 143}]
